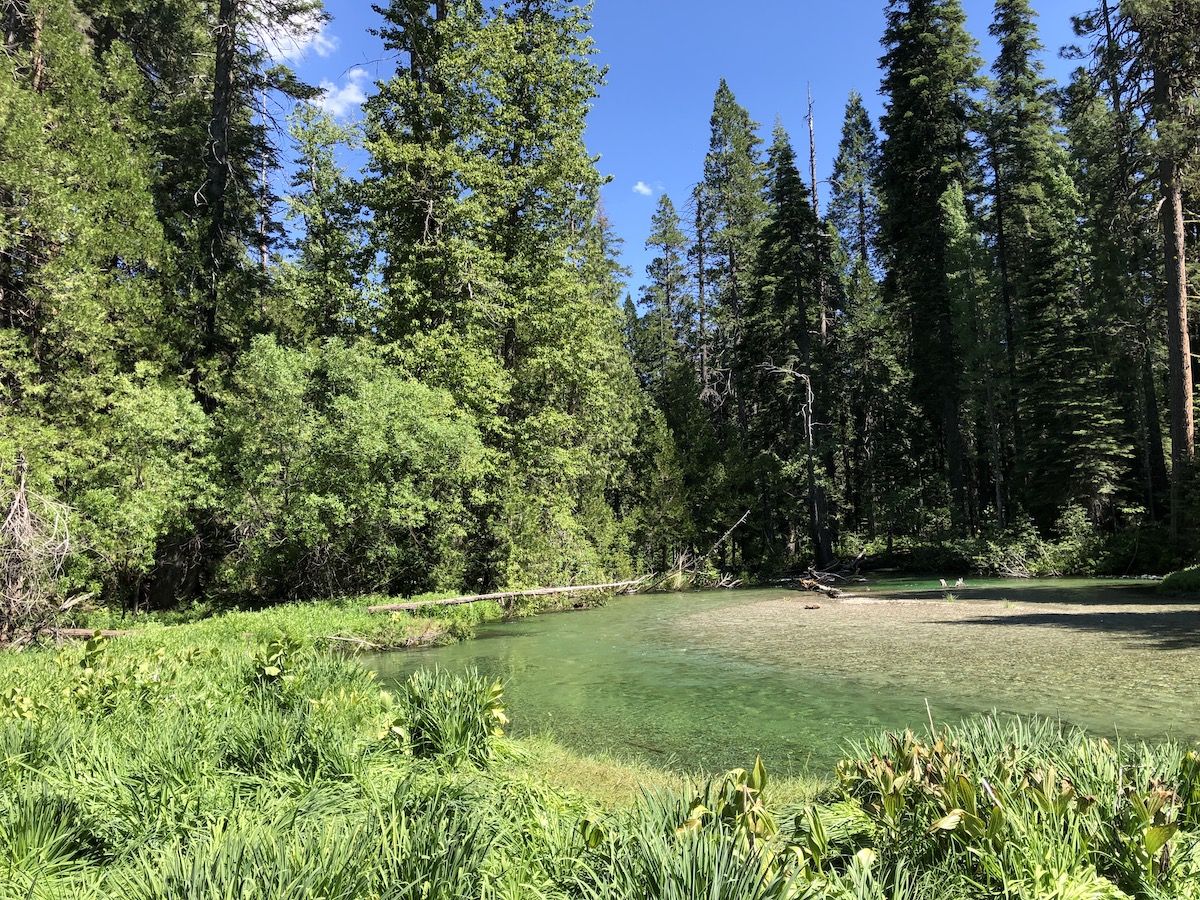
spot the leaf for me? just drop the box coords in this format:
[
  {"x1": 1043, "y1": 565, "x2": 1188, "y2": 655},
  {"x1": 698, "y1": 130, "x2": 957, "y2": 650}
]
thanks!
[
  {"x1": 929, "y1": 809, "x2": 965, "y2": 833},
  {"x1": 751, "y1": 755, "x2": 768, "y2": 792},
  {"x1": 854, "y1": 848, "x2": 878, "y2": 870},
  {"x1": 1144, "y1": 824, "x2": 1178, "y2": 856}
]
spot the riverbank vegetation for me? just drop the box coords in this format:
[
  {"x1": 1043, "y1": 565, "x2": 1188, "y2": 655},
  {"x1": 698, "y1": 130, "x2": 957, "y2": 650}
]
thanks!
[
  {"x1": 1160, "y1": 565, "x2": 1200, "y2": 595},
  {"x1": 3, "y1": 619, "x2": 1199, "y2": 899},
  {"x1": 2, "y1": 0, "x2": 1199, "y2": 633}
]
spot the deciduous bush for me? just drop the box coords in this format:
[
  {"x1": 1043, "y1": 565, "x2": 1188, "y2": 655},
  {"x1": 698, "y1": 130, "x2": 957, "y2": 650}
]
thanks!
[{"x1": 218, "y1": 338, "x2": 485, "y2": 601}]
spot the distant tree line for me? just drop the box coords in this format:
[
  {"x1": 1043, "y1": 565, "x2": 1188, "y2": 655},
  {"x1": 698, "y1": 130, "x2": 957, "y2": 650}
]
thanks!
[
  {"x1": 624, "y1": 0, "x2": 1200, "y2": 575},
  {"x1": 0, "y1": 0, "x2": 1197, "y2": 612}
]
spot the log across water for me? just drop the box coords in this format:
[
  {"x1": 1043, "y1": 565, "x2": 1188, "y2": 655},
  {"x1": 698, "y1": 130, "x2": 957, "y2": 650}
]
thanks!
[{"x1": 366, "y1": 580, "x2": 646, "y2": 614}]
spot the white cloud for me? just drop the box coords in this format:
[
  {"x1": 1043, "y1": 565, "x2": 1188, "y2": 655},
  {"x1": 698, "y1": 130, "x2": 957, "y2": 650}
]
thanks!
[
  {"x1": 258, "y1": 10, "x2": 337, "y2": 63},
  {"x1": 313, "y1": 68, "x2": 369, "y2": 119},
  {"x1": 633, "y1": 180, "x2": 654, "y2": 196}
]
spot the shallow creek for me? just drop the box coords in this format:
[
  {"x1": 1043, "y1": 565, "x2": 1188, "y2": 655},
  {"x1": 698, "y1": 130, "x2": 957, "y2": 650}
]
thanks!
[{"x1": 363, "y1": 578, "x2": 1200, "y2": 774}]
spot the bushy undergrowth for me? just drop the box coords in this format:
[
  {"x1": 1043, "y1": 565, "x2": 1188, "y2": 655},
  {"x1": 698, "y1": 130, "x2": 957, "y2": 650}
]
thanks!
[
  {"x1": 1160, "y1": 565, "x2": 1200, "y2": 595},
  {"x1": 848, "y1": 511, "x2": 1182, "y2": 578},
  {"x1": 2, "y1": 612, "x2": 1199, "y2": 899}
]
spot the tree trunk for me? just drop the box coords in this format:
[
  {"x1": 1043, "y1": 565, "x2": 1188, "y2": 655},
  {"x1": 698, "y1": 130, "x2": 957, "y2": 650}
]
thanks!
[
  {"x1": 945, "y1": 392, "x2": 969, "y2": 532},
  {"x1": 1152, "y1": 44, "x2": 1196, "y2": 543},
  {"x1": 1140, "y1": 340, "x2": 1170, "y2": 517},
  {"x1": 1160, "y1": 148, "x2": 1194, "y2": 541},
  {"x1": 694, "y1": 198, "x2": 710, "y2": 396},
  {"x1": 807, "y1": 91, "x2": 829, "y2": 344},
  {"x1": 989, "y1": 145, "x2": 1020, "y2": 443},
  {"x1": 29, "y1": 5, "x2": 44, "y2": 93},
  {"x1": 198, "y1": 0, "x2": 239, "y2": 399}
]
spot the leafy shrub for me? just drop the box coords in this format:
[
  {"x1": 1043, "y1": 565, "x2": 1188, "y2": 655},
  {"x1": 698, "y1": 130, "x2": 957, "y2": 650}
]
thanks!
[
  {"x1": 370, "y1": 782, "x2": 492, "y2": 899},
  {"x1": 575, "y1": 758, "x2": 810, "y2": 900},
  {"x1": 0, "y1": 787, "x2": 98, "y2": 896},
  {"x1": 218, "y1": 338, "x2": 485, "y2": 603},
  {"x1": 115, "y1": 818, "x2": 370, "y2": 900},
  {"x1": 383, "y1": 668, "x2": 507, "y2": 766},
  {"x1": 836, "y1": 716, "x2": 1200, "y2": 897},
  {"x1": 1161, "y1": 565, "x2": 1200, "y2": 595}
]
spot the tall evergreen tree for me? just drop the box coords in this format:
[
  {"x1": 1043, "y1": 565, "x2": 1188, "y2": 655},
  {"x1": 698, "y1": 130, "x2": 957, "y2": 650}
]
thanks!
[
  {"x1": 695, "y1": 79, "x2": 768, "y2": 414},
  {"x1": 829, "y1": 93, "x2": 885, "y2": 529},
  {"x1": 274, "y1": 105, "x2": 372, "y2": 343},
  {"x1": 988, "y1": 0, "x2": 1128, "y2": 524},
  {"x1": 829, "y1": 91, "x2": 882, "y2": 274},
  {"x1": 878, "y1": 0, "x2": 983, "y2": 531},
  {"x1": 1127, "y1": 0, "x2": 1200, "y2": 541},
  {"x1": 0, "y1": 0, "x2": 210, "y2": 607},
  {"x1": 639, "y1": 194, "x2": 691, "y2": 393},
  {"x1": 367, "y1": 0, "x2": 642, "y2": 586},
  {"x1": 1069, "y1": 0, "x2": 1200, "y2": 540},
  {"x1": 745, "y1": 125, "x2": 832, "y2": 566}
]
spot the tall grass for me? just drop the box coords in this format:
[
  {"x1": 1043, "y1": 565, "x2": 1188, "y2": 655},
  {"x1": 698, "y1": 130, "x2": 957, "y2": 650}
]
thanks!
[{"x1": 385, "y1": 668, "x2": 508, "y2": 766}]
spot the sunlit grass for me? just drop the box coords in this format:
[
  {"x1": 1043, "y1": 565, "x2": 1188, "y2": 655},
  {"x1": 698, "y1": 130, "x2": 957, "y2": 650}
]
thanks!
[{"x1": 2, "y1": 604, "x2": 1199, "y2": 899}]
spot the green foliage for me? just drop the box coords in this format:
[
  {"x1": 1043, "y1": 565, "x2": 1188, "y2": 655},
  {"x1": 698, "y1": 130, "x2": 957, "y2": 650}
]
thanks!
[
  {"x1": 384, "y1": 668, "x2": 508, "y2": 767},
  {"x1": 4, "y1": 600, "x2": 1200, "y2": 898},
  {"x1": 218, "y1": 338, "x2": 484, "y2": 600},
  {"x1": 1161, "y1": 565, "x2": 1200, "y2": 595},
  {"x1": 834, "y1": 716, "x2": 1200, "y2": 898}
]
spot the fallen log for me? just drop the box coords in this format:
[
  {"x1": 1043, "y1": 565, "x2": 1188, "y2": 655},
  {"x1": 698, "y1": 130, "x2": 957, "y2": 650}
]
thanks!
[
  {"x1": 769, "y1": 576, "x2": 843, "y2": 599},
  {"x1": 325, "y1": 634, "x2": 383, "y2": 650},
  {"x1": 367, "y1": 579, "x2": 646, "y2": 614},
  {"x1": 43, "y1": 627, "x2": 135, "y2": 640},
  {"x1": 802, "y1": 580, "x2": 842, "y2": 599}
]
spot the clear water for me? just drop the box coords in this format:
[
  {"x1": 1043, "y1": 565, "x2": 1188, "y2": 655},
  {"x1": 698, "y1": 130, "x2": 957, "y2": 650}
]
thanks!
[{"x1": 363, "y1": 578, "x2": 1200, "y2": 774}]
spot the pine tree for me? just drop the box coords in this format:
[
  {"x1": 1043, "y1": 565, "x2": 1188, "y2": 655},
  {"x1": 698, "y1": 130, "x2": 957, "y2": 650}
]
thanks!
[
  {"x1": 878, "y1": 0, "x2": 983, "y2": 531},
  {"x1": 274, "y1": 105, "x2": 372, "y2": 343},
  {"x1": 1062, "y1": 57, "x2": 1168, "y2": 521},
  {"x1": 367, "y1": 0, "x2": 642, "y2": 586},
  {"x1": 1125, "y1": 0, "x2": 1200, "y2": 542},
  {"x1": 988, "y1": 0, "x2": 1129, "y2": 525},
  {"x1": 640, "y1": 194, "x2": 691, "y2": 393},
  {"x1": 745, "y1": 125, "x2": 832, "y2": 566},
  {"x1": 828, "y1": 94, "x2": 885, "y2": 530},
  {"x1": 0, "y1": 0, "x2": 210, "y2": 607},
  {"x1": 695, "y1": 79, "x2": 768, "y2": 413},
  {"x1": 828, "y1": 91, "x2": 882, "y2": 274}
]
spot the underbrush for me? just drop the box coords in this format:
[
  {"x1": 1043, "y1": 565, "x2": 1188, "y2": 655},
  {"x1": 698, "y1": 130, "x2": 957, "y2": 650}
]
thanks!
[
  {"x1": 1160, "y1": 565, "x2": 1200, "y2": 595},
  {"x1": 846, "y1": 510, "x2": 1182, "y2": 578},
  {"x1": 2, "y1": 617, "x2": 1198, "y2": 899}
]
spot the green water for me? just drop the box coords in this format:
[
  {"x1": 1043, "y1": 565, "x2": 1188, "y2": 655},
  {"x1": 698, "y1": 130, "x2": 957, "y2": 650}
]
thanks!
[{"x1": 364, "y1": 578, "x2": 1200, "y2": 774}]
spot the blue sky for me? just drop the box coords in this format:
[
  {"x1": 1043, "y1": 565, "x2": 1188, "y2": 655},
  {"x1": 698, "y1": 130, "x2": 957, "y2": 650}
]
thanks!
[{"x1": 282, "y1": 0, "x2": 1083, "y2": 298}]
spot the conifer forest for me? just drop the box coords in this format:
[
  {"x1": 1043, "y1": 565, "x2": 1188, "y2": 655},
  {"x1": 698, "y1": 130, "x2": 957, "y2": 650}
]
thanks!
[
  {"x1": 2, "y1": 0, "x2": 1199, "y2": 610},
  {"x1": 6, "y1": 2, "x2": 1200, "y2": 899}
]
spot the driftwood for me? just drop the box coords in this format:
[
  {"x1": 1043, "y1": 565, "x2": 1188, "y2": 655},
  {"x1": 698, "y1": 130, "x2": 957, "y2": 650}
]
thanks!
[
  {"x1": 700, "y1": 509, "x2": 751, "y2": 564},
  {"x1": 769, "y1": 576, "x2": 844, "y2": 599},
  {"x1": 800, "y1": 579, "x2": 842, "y2": 599},
  {"x1": 325, "y1": 634, "x2": 382, "y2": 650},
  {"x1": 367, "y1": 579, "x2": 646, "y2": 614}
]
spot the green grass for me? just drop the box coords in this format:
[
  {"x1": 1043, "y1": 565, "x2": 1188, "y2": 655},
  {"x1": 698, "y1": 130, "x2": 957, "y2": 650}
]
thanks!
[
  {"x1": 3, "y1": 604, "x2": 1200, "y2": 898},
  {"x1": 64, "y1": 589, "x2": 610, "y2": 651}
]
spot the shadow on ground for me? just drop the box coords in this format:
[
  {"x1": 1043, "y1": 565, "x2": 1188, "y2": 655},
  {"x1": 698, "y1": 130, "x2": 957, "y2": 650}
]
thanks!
[
  {"x1": 938, "y1": 608, "x2": 1200, "y2": 651},
  {"x1": 889, "y1": 583, "x2": 1173, "y2": 606}
]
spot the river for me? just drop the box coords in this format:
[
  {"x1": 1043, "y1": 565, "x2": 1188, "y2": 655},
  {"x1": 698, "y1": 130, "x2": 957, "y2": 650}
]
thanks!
[{"x1": 364, "y1": 578, "x2": 1200, "y2": 773}]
